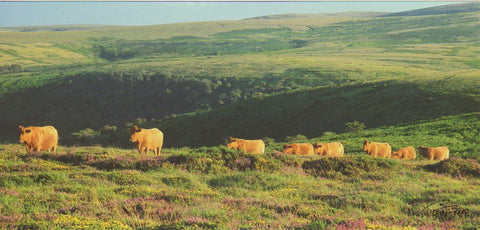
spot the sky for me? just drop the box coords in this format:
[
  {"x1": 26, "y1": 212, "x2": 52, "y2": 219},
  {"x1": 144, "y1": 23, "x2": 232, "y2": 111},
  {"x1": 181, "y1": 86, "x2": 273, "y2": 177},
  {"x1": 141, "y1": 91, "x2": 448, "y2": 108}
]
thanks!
[{"x1": 0, "y1": 1, "x2": 462, "y2": 27}]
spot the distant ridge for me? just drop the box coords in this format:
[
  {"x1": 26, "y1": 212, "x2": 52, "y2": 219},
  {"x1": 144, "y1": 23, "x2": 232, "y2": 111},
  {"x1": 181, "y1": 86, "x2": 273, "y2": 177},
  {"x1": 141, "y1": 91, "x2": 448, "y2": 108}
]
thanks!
[
  {"x1": 0, "y1": 24, "x2": 120, "y2": 32},
  {"x1": 380, "y1": 2, "x2": 480, "y2": 17},
  {"x1": 245, "y1": 12, "x2": 386, "y2": 20}
]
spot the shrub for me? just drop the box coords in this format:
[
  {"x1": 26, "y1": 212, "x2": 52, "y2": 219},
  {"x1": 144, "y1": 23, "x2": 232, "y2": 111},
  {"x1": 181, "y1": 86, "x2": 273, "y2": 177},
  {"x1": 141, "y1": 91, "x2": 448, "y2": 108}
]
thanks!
[
  {"x1": 285, "y1": 135, "x2": 308, "y2": 143},
  {"x1": 268, "y1": 152, "x2": 303, "y2": 168},
  {"x1": 344, "y1": 121, "x2": 366, "y2": 134},
  {"x1": 262, "y1": 137, "x2": 276, "y2": 146},
  {"x1": 425, "y1": 157, "x2": 480, "y2": 178},
  {"x1": 302, "y1": 155, "x2": 398, "y2": 179},
  {"x1": 72, "y1": 128, "x2": 98, "y2": 146}
]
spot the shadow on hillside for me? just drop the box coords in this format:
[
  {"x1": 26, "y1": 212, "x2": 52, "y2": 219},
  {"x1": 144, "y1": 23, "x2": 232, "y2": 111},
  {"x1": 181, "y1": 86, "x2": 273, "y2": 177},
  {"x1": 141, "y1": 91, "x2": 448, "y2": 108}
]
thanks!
[
  {"x1": 1, "y1": 78, "x2": 479, "y2": 148},
  {"x1": 157, "y1": 80, "x2": 480, "y2": 147}
]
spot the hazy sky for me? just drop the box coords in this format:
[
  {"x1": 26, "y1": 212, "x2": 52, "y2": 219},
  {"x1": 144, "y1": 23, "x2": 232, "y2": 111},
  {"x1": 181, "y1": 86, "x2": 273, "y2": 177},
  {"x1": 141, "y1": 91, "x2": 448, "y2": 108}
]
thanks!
[{"x1": 0, "y1": 2, "x2": 461, "y2": 27}]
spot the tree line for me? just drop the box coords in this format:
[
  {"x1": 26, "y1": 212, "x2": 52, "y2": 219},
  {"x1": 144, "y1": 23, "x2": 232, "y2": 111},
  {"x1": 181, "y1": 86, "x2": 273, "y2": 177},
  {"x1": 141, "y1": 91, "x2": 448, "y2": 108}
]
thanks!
[
  {"x1": 0, "y1": 68, "x2": 337, "y2": 145},
  {"x1": 0, "y1": 64, "x2": 22, "y2": 74}
]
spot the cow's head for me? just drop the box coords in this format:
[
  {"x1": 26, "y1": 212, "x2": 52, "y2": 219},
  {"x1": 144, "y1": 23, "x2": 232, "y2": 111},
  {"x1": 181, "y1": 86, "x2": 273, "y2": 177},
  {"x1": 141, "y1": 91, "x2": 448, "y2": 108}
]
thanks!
[
  {"x1": 18, "y1": 125, "x2": 32, "y2": 143},
  {"x1": 129, "y1": 126, "x2": 142, "y2": 142},
  {"x1": 283, "y1": 144, "x2": 293, "y2": 154},
  {"x1": 313, "y1": 143, "x2": 325, "y2": 155},
  {"x1": 363, "y1": 140, "x2": 370, "y2": 152},
  {"x1": 391, "y1": 151, "x2": 400, "y2": 159},
  {"x1": 417, "y1": 146, "x2": 428, "y2": 154},
  {"x1": 226, "y1": 137, "x2": 239, "y2": 149}
]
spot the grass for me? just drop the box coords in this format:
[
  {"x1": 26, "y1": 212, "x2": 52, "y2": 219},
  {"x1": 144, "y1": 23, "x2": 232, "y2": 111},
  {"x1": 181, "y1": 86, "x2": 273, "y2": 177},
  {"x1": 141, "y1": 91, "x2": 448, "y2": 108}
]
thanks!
[
  {"x1": 1, "y1": 4, "x2": 480, "y2": 228},
  {"x1": 1, "y1": 144, "x2": 479, "y2": 229},
  {"x1": 0, "y1": 43, "x2": 93, "y2": 66}
]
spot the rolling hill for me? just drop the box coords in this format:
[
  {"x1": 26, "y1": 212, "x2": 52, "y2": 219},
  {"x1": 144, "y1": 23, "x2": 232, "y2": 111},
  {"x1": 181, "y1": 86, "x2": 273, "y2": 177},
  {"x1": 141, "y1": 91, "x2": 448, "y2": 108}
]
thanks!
[
  {"x1": 0, "y1": 2, "x2": 480, "y2": 149},
  {"x1": 2, "y1": 3, "x2": 480, "y2": 229},
  {"x1": 380, "y1": 2, "x2": 480, "y2": 17}
]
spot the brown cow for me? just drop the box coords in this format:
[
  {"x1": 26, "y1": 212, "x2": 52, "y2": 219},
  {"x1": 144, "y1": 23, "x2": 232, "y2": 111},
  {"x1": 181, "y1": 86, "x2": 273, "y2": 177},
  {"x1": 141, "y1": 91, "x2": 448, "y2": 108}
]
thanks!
[
  {"x1": 129, "y1": 126, "x2": 164, "y2": 156},
  {"x1": 283, "y1": 143, "x2": 314, "y2": 155},
  {"x1": 19, "y1": 125, "x2": 58, "y2": 152},
  {"x1": 226, "y1": 137, "x2": 265, "y2": 154},
  {"x1": 392, "y1": 146, "x2": 416, "y2": 160},
  {"x1": 314, "y1": 142, "x2": 344, "y2": 157},
  {"x1": 363, "y1": 140, "x2": 391, "y2": 158},
  {"x1": 418, "y1": 146, "x2": 449, "y2": 161}
]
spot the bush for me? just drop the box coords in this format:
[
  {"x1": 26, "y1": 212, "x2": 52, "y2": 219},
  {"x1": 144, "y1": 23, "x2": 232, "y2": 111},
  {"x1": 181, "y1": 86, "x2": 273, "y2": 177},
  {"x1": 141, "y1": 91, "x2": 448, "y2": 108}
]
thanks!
[
  {"x1": 72, "y1": 128, "x2": 98, "y2": 145},
  {"x1": 344, "y1": 121, "x2": 366, "y2": 134},
  {"x1": 262, "y1": 137, "x2": 276, "y2": 146},
  {"x1": 302, "y1": 155, "x2": 398, "y2": 179},
  {"x1": 425, "y1": 157, "x2": 480, "y2": 178},
  {"x1": 285, "y1": 135, "x2": 308, "y2": 143}
]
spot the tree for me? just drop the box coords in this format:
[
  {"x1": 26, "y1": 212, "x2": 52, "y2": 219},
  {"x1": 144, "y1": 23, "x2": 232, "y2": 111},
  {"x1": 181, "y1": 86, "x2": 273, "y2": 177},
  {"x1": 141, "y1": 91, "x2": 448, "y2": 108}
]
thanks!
[
  {"x1": 285, "y1": 134, "x2": 308, "y2": 143},
  {"x1": 72, "y1": 128, "x2": 98, "y2": 145},
  {"x1": 344, "y1": 121, "x2": 366, "y2": 134}
]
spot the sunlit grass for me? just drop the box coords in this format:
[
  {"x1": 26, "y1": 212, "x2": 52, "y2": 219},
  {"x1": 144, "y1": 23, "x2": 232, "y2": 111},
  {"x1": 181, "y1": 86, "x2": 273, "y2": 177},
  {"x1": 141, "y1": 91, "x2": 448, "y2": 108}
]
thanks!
[
  {"x1": 1, "y1": 143, "x2": 479, "y2": 229},
  {"x1": 0, "y1": 43, "x2": 93, "y2": 66}
]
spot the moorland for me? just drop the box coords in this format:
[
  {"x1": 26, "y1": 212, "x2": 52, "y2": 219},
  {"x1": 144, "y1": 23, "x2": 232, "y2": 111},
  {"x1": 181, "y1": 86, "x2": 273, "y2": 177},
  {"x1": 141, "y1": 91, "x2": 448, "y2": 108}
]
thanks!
[{"x1": 1, "y1": 2, "x2": 480, "y2": 229}]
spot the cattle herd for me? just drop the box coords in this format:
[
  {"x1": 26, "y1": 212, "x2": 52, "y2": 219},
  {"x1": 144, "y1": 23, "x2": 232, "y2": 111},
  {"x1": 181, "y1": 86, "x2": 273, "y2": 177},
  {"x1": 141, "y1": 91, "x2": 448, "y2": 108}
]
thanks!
[{"x1": 18, "y1": 125, "x2": 450, "y2": 161}]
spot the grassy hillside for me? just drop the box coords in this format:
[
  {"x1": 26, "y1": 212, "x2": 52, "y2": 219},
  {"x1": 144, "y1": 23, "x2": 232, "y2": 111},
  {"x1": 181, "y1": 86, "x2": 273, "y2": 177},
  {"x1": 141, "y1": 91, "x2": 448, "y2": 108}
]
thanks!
[
  {"x1": 1, "y1": 2, "x2": 480, "y2": 228},
  {"x1": 0, "y1": 2, "x2": 480, "y2": 147},
  {"x1": 381, "y1": 2, "x2": 480, "y2": 17},
  {"x1": 1, "y1": 143, "x2": 479, "y2": 229},
  {"x1": 153, "y1": 80, "x2": 480, "y2": 148}
]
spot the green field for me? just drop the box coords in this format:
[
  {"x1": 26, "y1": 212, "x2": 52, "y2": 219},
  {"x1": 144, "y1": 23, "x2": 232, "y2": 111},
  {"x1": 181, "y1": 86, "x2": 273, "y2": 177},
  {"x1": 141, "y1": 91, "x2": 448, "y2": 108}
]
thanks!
[
  {"x1": 1, "y1": 141, "x2": 479, "y2": 229},
  {"x1": 1, "y1": 2, "x2": 480, "y2": 228}
]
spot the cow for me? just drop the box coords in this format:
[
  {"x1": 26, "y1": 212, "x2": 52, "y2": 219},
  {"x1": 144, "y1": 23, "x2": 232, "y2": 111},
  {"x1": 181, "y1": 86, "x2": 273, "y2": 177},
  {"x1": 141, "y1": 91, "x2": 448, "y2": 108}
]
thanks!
[
  {"x1": 363, "y1": 140, "x2": 391, "y2": 158},
  {"x1": 226, "y1": 137, "x2": 265, "y2": 154},
  {"x1": 129, "y1": 126, "x2": 164, "y2": 156},
  {"x1": 18, "y1": 125, "x2": 58, "y2": 153},
  {"x1": 392, "y1": 146, "x2": 416, "y2": 160},
  {"x1": 313, "y1": 142, "x2": 344, "y2": 157},
  {"x1": 418, "y1": 146, "x2": 449, "y2": 161},
  {"x1": 283, "y1": 143, "x2": 314, "y2": 155}
]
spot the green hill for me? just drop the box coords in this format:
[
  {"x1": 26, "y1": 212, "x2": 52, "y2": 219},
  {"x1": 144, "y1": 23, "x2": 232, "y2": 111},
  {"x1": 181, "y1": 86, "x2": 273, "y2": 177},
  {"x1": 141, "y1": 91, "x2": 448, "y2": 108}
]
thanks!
[
  {"x1": 381, "y1": 2, "x2": 480, "y2": 17},
  {"x1": 0, "y1": 2, "x2": 479, "y2": 150},
  {"x1": 1, "y1": 143, "x2": 479, "y2": 229},
  {"x1": 154, "y1": 80, "x2": 480, "y2": 148},
  {"x1": 1, "y1": 3, "x2": 480, "y2": 229}
]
